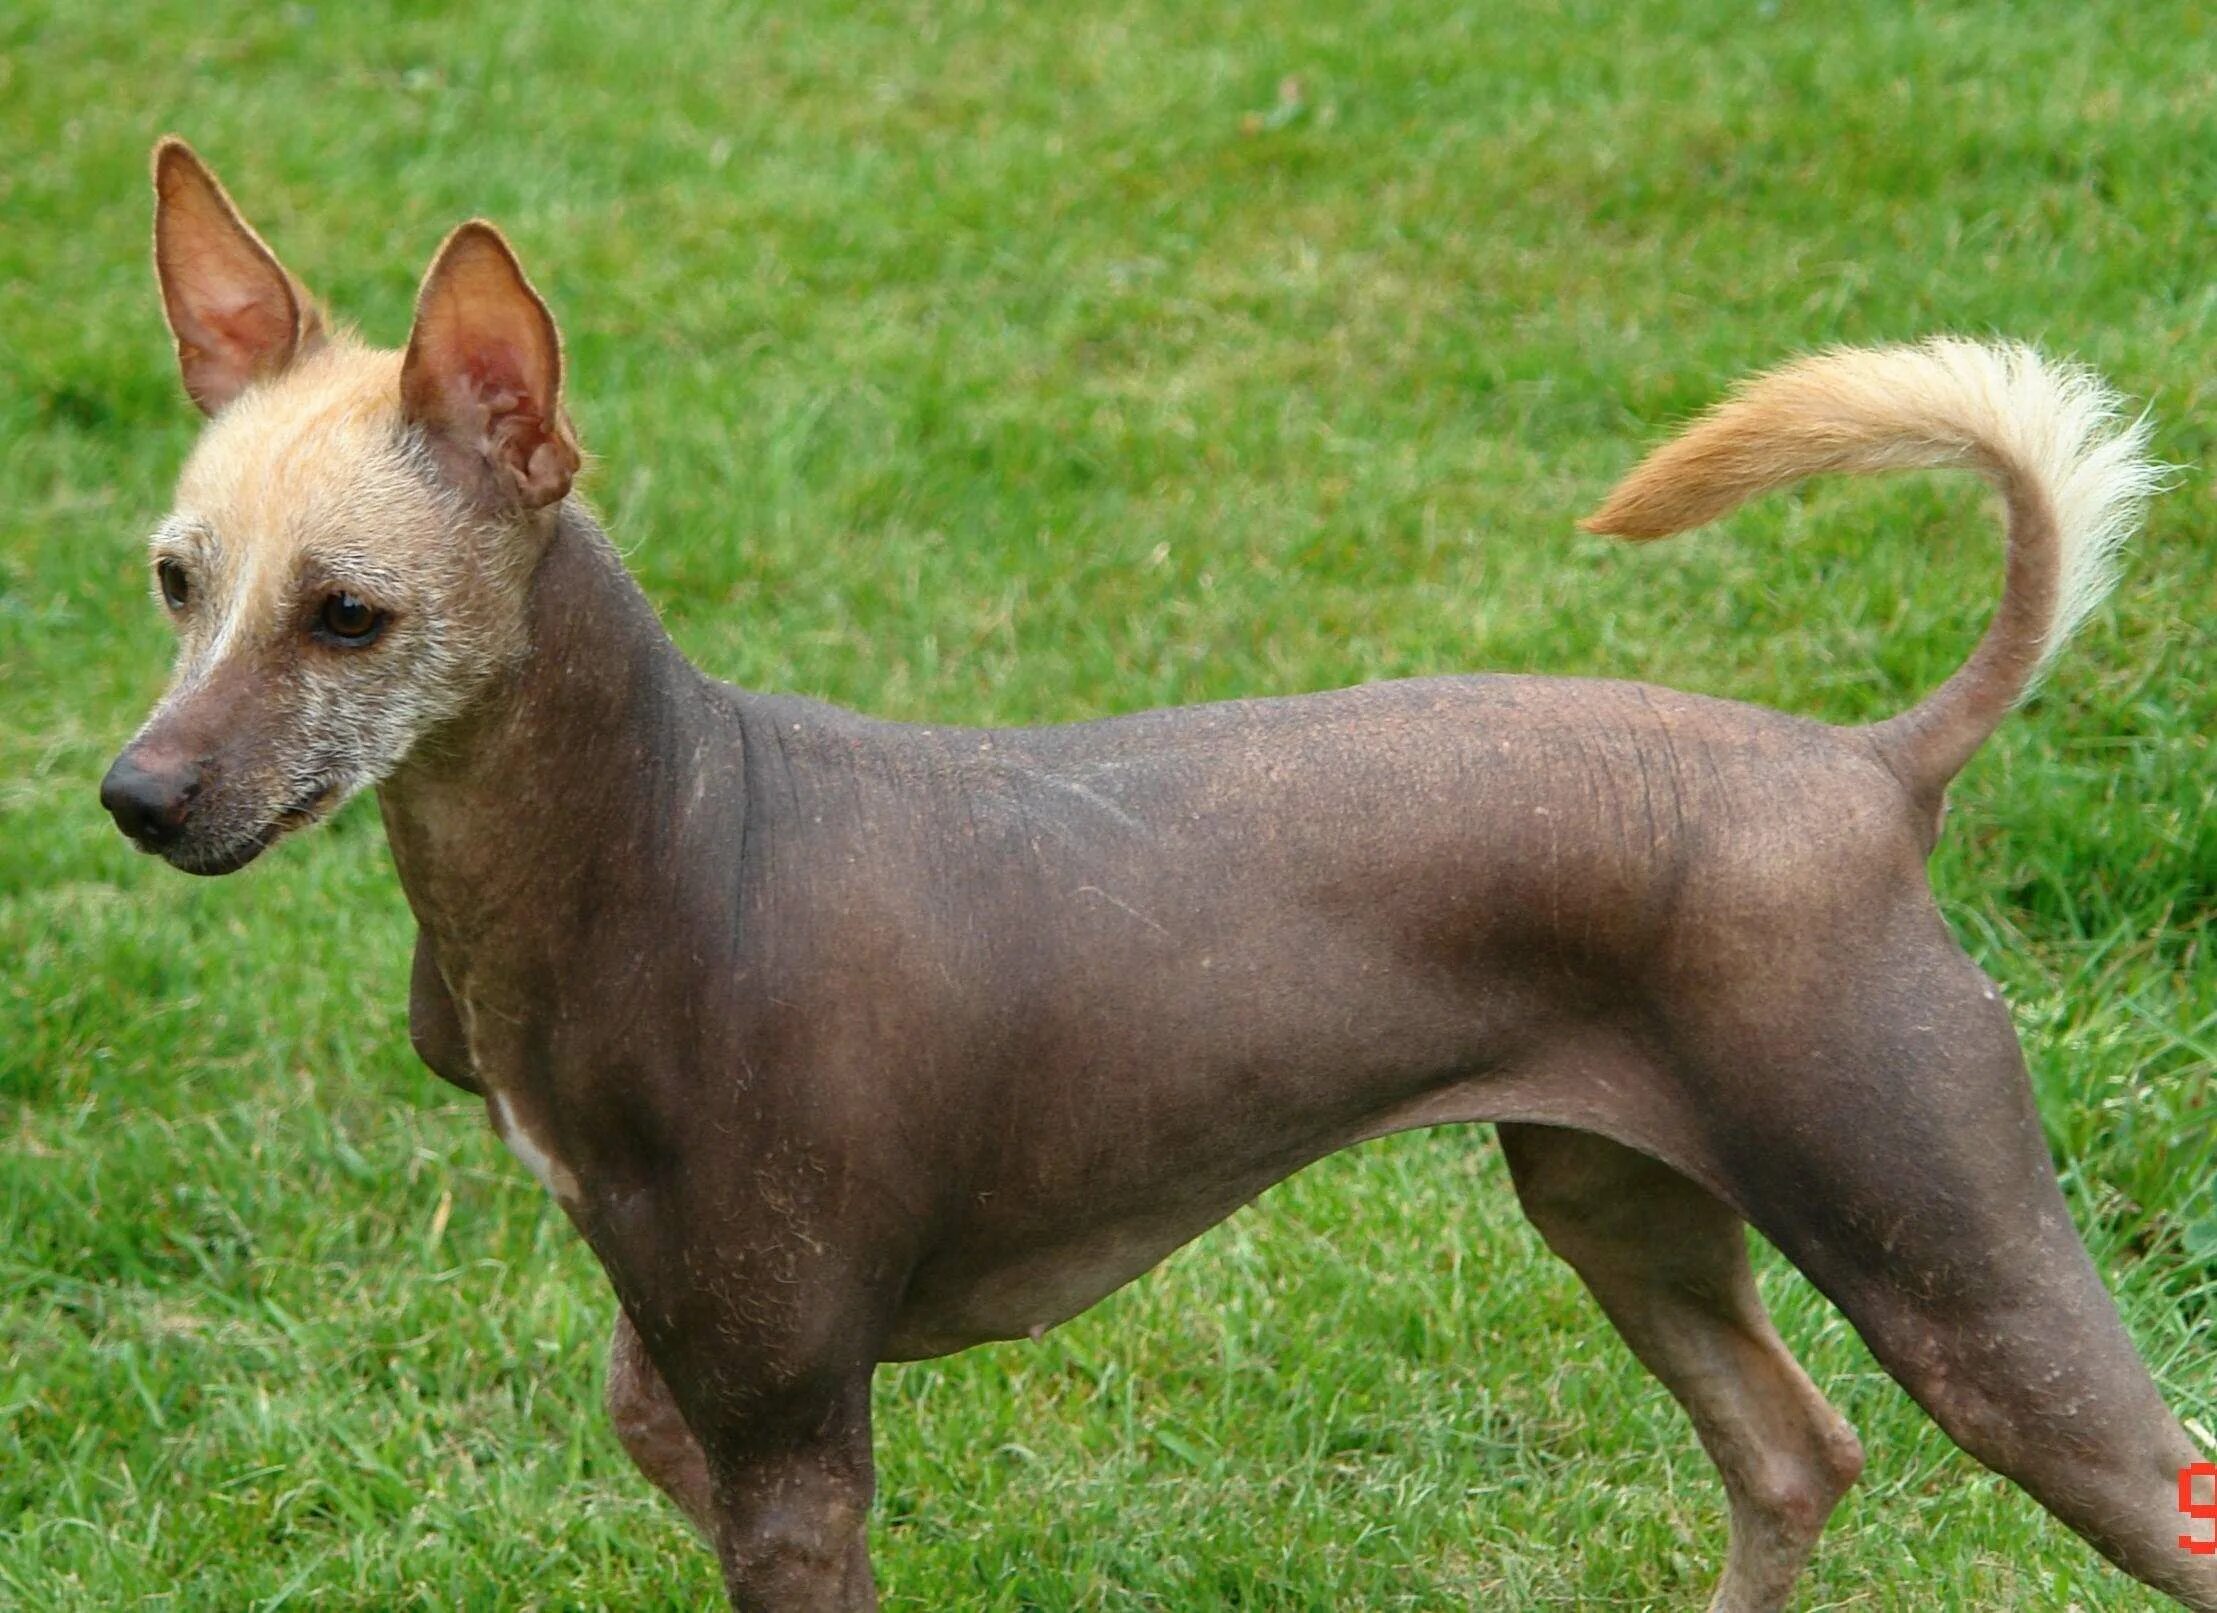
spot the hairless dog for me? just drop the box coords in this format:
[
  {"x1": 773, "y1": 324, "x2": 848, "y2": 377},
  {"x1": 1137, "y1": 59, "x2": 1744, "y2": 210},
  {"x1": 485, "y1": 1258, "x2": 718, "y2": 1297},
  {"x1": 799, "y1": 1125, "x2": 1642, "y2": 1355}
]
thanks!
[{"x1": 102, "y1": 139, "x2": 2212, "y2": 1610}]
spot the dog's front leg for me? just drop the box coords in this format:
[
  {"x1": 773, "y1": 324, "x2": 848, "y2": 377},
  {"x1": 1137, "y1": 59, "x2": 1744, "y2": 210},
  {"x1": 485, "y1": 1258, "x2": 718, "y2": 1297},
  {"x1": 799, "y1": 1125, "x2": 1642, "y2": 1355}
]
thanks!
[
  {"x1": 592, "y1": 1204, "x2": 885, "y2": 1610},
  {"x1": 607, "y1": 1289, "x2": 876, "y2": 1608},
  {"x1": 606, "y1": 1308, "x2": 716, "y2": 1536},
  {"x1": 696, "y1": 1374, "x2": 878, "y2": 1612}
]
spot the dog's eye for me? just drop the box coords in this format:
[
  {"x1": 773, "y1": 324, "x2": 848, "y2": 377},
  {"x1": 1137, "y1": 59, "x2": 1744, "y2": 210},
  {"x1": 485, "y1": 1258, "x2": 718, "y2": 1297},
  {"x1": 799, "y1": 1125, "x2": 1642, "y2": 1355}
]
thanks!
[
  {"x1": 316, "y1": 591, "x2": 386, "y2": 645},
  {"x1": 156, "y1": 558, "x2": 190, "y2": 612}
]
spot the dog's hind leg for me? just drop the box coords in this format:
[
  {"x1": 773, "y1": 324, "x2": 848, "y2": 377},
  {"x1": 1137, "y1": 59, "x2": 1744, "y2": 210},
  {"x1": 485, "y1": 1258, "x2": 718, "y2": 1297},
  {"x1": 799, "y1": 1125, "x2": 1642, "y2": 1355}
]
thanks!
[
  {"x1": 1500, "y1": 1122, "x2": 1864, "y2": 1613},
  {"x1": 1687, "y1": 920, "x2": 2217, "y2": 1611},
  {"x1": 606, "y1": 1308, "x2": 717, "y2": 1536}
]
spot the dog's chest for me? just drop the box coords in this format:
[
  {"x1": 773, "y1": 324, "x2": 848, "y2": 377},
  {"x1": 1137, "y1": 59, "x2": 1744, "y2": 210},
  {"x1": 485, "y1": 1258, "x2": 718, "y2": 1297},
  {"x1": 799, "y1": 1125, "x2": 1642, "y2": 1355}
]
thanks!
[
  {"x1": 488, "y1": 1091, "x2": 580, "y2": 1201},
  {"x1": 446, "y1": 986, "x2": 584, "y2": 1205}
]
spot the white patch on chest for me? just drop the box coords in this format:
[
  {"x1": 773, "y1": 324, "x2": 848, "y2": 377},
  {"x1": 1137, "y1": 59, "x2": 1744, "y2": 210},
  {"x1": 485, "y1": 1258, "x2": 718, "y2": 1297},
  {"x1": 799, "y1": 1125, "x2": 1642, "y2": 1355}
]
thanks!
[{"x1": 489, "y1": 1092, "x2": 581, "y2": 1202}]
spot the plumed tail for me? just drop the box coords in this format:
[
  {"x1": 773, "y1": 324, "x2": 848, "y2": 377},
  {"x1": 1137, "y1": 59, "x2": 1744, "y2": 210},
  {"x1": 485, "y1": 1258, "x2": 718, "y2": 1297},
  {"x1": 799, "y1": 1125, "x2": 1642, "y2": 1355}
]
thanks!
[{"x1": 1583, "y1": 339, "x2": 2159, "y2": 799}]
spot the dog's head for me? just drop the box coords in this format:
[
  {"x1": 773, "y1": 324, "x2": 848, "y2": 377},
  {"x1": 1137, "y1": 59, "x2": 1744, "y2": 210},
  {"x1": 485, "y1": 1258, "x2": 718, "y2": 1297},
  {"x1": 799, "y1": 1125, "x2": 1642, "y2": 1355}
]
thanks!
[{"x1": 102, "y1": 139, "x2": 582, "y2": 874}]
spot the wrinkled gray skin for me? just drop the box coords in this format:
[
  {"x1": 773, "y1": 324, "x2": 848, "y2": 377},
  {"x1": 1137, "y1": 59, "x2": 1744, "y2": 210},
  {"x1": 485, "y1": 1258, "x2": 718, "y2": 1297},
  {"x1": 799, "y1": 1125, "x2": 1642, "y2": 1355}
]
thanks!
[{"x1": 368, "y1": 508, "x2": 2214, "y2": 1611}]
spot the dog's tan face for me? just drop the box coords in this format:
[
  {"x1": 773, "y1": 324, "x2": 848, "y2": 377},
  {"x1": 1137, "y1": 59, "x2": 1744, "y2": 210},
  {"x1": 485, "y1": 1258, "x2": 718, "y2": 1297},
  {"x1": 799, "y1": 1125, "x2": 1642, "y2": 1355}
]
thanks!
[{"x1": 103, "y1": 140, "x2": 580, "y2": 874}]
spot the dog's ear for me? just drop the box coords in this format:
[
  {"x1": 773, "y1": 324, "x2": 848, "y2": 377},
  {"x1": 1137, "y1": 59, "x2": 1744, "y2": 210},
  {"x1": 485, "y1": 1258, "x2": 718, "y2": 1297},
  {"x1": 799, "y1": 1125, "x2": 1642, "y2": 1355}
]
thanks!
[
  {"x1": 152, "y1": 137, "x2": 325, "y2": 415},
  {"x1": 400, "y1": 222, "x2": 580, "y2": 511}
]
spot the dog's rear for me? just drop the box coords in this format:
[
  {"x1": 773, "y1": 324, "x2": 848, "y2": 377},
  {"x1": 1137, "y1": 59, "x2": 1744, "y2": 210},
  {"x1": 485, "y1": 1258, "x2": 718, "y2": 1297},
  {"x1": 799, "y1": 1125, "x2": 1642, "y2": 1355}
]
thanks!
[
  {"x1": 1569, "y1": 344, "x2": 2217, "y2": 1611},
  {"x1": 1585, "y1": 339, "x2": 2160, "y2": 810}
]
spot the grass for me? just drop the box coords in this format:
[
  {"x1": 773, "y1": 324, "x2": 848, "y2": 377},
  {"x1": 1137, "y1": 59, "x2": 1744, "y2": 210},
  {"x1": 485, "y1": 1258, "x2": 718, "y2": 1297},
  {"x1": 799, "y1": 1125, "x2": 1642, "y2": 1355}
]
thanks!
[{"x1": 2, "y1": 0, "x2": 2213, "y2": 1606}]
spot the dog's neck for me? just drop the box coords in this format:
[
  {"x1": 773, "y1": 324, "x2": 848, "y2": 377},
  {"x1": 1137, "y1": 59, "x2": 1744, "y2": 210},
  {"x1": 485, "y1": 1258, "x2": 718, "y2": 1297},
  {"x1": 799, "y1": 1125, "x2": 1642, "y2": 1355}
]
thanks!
[{"x1": 377, "y1": 501, "x2": 726, "y2": 985}]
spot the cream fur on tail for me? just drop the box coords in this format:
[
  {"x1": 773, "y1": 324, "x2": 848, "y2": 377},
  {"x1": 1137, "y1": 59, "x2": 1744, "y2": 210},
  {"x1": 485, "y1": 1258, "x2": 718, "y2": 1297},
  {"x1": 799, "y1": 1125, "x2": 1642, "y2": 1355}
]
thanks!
[{"x1": 1585, "y1": 339, "x2": 2161, "y2": 789}]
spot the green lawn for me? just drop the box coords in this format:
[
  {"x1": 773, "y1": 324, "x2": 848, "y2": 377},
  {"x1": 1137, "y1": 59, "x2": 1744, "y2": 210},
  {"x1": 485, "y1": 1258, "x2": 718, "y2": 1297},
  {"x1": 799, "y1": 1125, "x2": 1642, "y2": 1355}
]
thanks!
[{"x1": 3, "y1": 1, "x2": 2213, "y2": 1606}]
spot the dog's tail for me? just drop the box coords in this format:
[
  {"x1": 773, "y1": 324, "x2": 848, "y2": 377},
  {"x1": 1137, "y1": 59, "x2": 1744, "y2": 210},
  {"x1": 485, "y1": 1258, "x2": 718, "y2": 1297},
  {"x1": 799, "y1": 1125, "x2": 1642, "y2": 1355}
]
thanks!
[{"x1": 1581, "y1": 338, "x2": 2159, "y2": 800}]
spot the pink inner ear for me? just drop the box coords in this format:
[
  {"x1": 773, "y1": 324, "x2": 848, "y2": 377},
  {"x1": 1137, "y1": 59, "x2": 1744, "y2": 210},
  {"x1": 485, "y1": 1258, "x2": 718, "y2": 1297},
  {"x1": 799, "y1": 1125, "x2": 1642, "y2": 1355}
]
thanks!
[
  {"x1": 462, "y1": 358, "x2": 534, "y2": 422},
  {"x1": 200, "y1": 290, "x2": 296, "y2": 355},
  {"x1": 403, "y1": 228, "x2": 575, "y2": 505}
]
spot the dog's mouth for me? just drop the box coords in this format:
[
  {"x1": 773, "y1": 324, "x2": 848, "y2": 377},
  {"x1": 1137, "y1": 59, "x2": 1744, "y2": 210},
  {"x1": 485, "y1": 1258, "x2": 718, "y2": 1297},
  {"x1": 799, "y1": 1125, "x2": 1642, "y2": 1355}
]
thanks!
[
  {"x1": 163, "y1": 780, "x2": 337, "y2": 877},
  {"x1": 275, "y1": 779, "x2": 337, "y2": 830}
]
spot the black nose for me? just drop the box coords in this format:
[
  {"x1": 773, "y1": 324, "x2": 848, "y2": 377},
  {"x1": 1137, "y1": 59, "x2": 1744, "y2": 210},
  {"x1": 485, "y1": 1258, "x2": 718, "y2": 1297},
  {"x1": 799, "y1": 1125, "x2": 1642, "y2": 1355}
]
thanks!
[{"x1": 100, "y1": 752, "x2": 200, "y2": 849}]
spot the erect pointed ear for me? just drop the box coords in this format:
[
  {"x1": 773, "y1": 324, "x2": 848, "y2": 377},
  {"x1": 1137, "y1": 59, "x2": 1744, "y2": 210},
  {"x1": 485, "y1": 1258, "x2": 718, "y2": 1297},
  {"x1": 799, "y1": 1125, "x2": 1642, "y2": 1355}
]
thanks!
[
  {"x1": 151, "y1": 137, "x2": 325, "y2": 415},
  {"x1": 400, "y1": 222, "x2": 581, "y2": 511}
]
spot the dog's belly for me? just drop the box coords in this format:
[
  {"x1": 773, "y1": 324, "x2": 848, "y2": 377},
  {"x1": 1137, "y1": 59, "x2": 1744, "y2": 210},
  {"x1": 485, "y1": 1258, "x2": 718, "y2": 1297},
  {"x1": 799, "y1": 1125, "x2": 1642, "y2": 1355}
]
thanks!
[
  {"x1": 880, "y1": 1133, "x2": 1405, "y2": 1359},
  {"x1": 877, "y1": 1088, "x2": 1519, "y2": 1361},
  {"x1": 880, "y1": 1076, "x2": 1439, "y2": 1360},
  {"x1": 883, "y1": 1219, "x2": 1214, "y2": 1360},
  {"x1": 879, "y1": 1095, "x2": 1510, "y2": 1361},
  {"x1": 875, "y1": 1017, "x2": 1728, "y2": 1363}
]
